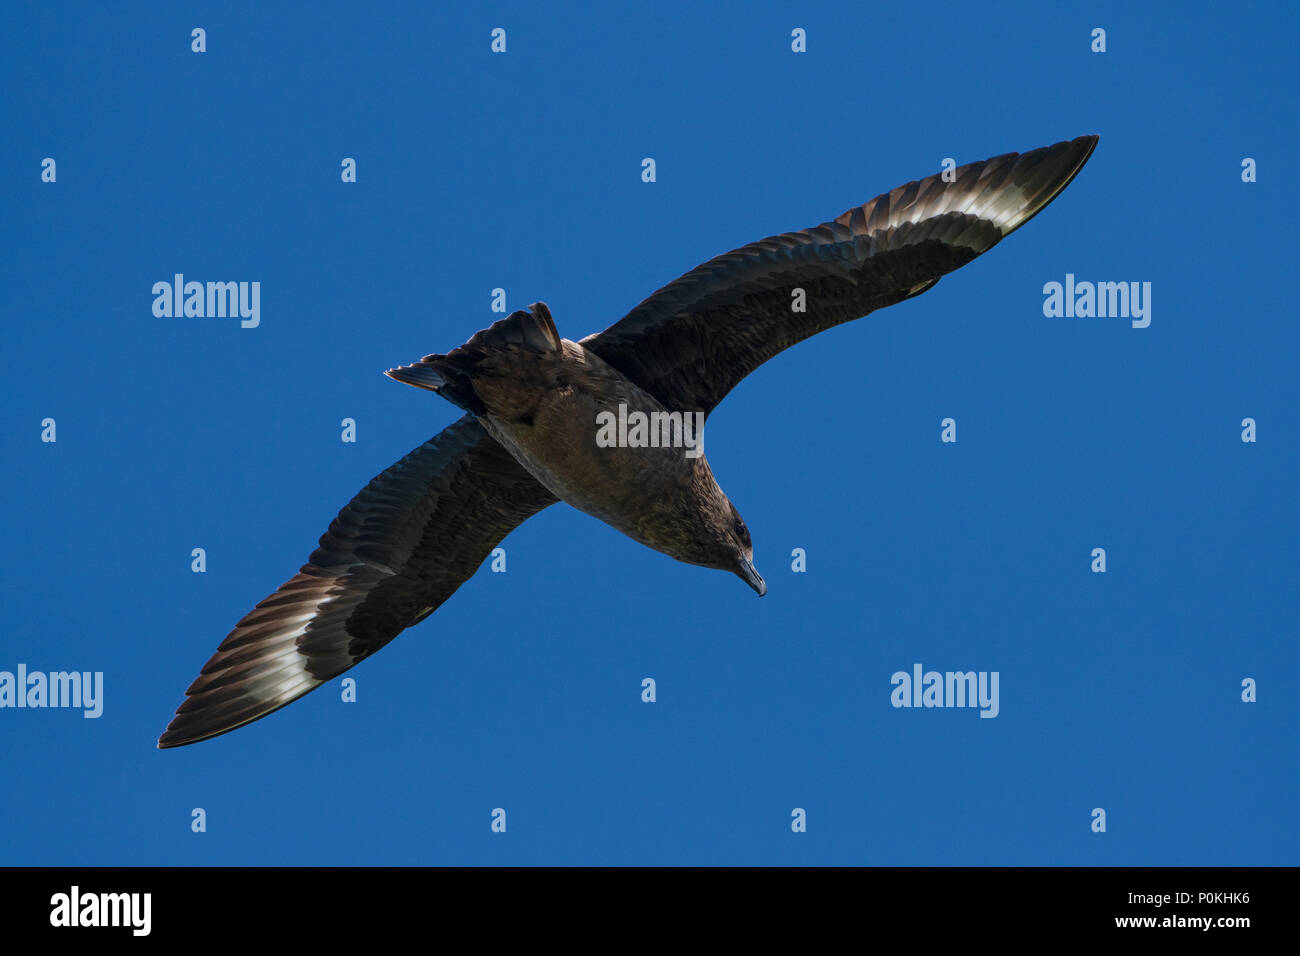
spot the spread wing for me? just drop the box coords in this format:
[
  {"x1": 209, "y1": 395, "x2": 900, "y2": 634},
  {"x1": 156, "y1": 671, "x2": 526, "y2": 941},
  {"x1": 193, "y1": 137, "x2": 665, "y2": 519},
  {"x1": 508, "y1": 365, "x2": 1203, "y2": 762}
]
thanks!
[
  {"x1": 583, "y1": 135, "x2": 1098, "y2": 415},
  {"x1": 158, "y1": 415, "x2": 556, "y2": 748}
]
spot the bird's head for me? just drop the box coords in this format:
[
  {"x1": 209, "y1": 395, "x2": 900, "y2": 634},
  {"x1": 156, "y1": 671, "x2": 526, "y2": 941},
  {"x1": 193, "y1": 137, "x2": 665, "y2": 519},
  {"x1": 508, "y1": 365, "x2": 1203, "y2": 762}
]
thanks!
[
  {"x1": 679, "y1": 469, "x2": 766, "y2": 598},
  {"x1": 725, "y1": 503, "x2": 766, "y2": 597}
]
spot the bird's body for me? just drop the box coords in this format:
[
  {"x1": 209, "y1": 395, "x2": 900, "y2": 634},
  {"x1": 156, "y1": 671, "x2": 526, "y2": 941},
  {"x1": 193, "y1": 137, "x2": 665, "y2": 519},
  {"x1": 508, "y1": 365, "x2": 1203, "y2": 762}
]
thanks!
[
  {"x1": 388, "y1": 305, "x2": 750, "y2": 579},
  {"x1": 160, "y1": 135, "x2": 1099, "y2": 748}
]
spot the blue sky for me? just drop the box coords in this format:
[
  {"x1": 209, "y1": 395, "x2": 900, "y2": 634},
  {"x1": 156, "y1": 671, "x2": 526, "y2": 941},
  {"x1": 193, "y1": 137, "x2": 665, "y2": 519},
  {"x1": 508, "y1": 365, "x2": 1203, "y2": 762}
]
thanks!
[{"x1": 2, "y1": 1, "x2": 1296, "y2": 865}]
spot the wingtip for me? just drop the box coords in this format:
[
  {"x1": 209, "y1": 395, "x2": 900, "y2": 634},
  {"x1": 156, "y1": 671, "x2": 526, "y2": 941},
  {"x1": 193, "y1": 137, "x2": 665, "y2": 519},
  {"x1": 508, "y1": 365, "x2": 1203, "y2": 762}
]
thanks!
[
  {"x1": 157, "y1": 715, "x2": 196, "y2": 749},
  {"x1": 155, "y1": 708, "x2": 263, "y2": 750},
  {"x1": 992, "y1": 133, "x2": 1100, "y2": 239}
]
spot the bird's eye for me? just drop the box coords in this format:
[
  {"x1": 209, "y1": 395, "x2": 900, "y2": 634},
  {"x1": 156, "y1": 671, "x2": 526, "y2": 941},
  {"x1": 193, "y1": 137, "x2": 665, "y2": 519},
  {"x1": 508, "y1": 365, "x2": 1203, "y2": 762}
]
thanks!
[{"x1": 733, "y1": 518, "x2": 747, "y2": 539}]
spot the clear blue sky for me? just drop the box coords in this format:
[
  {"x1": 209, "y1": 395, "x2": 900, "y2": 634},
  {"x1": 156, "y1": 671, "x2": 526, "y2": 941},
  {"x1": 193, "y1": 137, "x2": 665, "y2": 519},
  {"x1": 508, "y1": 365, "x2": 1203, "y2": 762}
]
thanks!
[{"x1": 2, "y1": 1, "x2": 1296, "y2": 865}]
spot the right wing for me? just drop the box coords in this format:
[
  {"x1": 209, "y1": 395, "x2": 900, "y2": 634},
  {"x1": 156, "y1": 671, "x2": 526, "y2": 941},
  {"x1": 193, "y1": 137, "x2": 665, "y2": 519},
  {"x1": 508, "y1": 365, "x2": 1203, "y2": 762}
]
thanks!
[{"x1": 584, "y1": 136, "x2": 1098, "y2": 416}]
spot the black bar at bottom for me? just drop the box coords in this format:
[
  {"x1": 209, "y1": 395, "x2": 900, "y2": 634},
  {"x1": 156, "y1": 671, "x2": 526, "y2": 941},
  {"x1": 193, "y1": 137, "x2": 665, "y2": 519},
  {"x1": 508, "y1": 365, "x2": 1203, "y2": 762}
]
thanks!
[{"x1": 0, "y1": 866, "x2": 1284, "y2": 940}]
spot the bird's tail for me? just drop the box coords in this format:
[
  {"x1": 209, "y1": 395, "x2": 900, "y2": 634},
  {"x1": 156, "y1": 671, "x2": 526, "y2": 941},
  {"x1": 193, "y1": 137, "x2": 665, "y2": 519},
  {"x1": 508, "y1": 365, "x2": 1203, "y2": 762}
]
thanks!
[{"x1": 385, "y1": 302, "x2": 561, "y2": 414}]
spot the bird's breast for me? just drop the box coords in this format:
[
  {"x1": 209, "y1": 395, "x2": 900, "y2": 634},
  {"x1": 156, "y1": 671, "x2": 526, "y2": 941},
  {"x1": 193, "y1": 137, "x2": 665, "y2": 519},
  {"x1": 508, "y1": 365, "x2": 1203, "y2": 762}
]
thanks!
[{"x1": 471, "y1": 340, "x2": 715, "y2": 559}]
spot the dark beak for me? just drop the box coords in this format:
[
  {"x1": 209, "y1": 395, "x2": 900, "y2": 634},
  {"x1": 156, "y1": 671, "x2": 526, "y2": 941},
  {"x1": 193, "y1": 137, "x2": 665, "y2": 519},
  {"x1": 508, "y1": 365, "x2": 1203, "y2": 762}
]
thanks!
[{"x1": 738, "y1": 558, "x2": 767, "y2": 597}]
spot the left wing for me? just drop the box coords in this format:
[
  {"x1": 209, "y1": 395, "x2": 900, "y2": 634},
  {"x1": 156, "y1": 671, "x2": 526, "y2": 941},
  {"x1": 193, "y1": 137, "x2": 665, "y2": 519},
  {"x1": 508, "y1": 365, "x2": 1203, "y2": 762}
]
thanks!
[{"x1": 158, "y1": 415, "x2": 556, "y2": 748}]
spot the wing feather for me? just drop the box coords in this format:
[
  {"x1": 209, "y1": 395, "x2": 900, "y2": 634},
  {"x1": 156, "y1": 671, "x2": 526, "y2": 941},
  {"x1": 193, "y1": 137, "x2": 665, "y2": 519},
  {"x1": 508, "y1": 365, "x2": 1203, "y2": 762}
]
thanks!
[
  {"x1": 584, "y1": 135, "x2": 1098, "y2": 415},
  {"x1": 158, "y1": 415, "x2": 556, "y2": 748}
]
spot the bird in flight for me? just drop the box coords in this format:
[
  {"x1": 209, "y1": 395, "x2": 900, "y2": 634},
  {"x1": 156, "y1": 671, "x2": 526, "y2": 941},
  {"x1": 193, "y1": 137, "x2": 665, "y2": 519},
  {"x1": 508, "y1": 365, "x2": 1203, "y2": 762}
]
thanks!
[{"x1": 159, "y1": 135, "x2": 1098, "y2": 748}]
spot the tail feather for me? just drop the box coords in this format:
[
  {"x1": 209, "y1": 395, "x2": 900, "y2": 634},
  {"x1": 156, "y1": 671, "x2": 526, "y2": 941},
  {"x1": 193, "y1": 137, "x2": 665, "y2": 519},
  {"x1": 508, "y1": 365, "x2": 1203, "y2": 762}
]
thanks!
[
  {"x1": 385, "y1": 302, "x2": 560, "y2": 414},
  {"x1": 384, "y1": 363, "x2": 450, "y2": 392}
]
